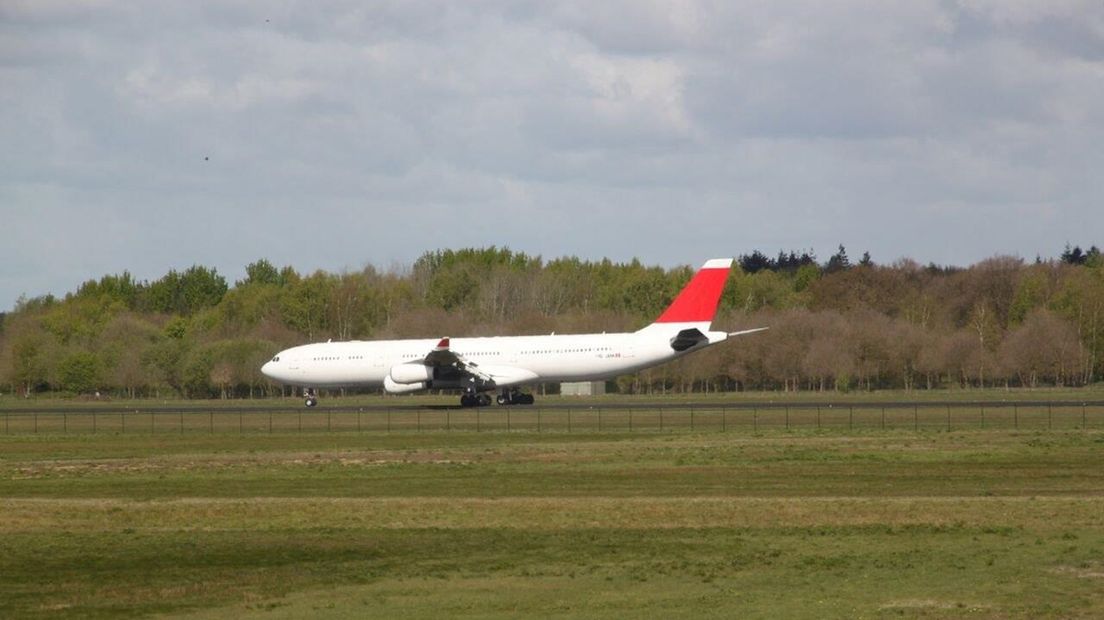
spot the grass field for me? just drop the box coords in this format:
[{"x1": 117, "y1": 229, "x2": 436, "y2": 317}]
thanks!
[{"x1": 2, "y1": 415, "x2": 1103, "y2": 617}]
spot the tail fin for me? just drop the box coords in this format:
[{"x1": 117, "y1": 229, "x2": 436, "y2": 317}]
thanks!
[{"x1": 639, "y1": 258, "x2": 733, "y2": 332}]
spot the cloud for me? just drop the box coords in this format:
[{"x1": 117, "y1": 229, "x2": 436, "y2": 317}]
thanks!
[{"x1": 2, "y1": 0, "x2": 1103, "y2": 309}]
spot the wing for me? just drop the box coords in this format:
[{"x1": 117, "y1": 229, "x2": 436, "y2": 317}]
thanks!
[
  {"x1": 421, "y1": 337, "x2": 494, "y2": 384},
  {"x1": 419, "y1": 337, "x2": 537, "y2": 388}
]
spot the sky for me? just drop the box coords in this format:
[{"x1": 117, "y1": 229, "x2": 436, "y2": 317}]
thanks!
[{"x1": 3, "y1": 0, "x2": 1103, "y2": 311}]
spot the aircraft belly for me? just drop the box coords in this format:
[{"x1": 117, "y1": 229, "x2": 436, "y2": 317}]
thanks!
[{"x1": 536, "y1": 356, "x2": 639, "y2": 382}]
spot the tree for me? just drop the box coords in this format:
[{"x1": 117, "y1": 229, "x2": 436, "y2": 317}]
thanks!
[
  {"x1": 738, "y1": 251, "x2": 774, "y2": 274},
  {"x1": 824, "y1": 245, "x2": 851, "y2": 274},
  {"x1": 57, "y1": 351, "x2": 102, "y2": 394},
  {"x1": 143, "y1": 266, "x2": 228, "y2": 315},
  {"x1": 241, "y1": 259, "x2": 282, "y2": 286},
  {"x1": 75, "y1": 272, "x2": 141, "y2": 308},
  {"x1": 280, "y1": 271, "x2": 332, "y2": 339},
  {"x1": 999, "y1": 310, "x2": 1087, "y2": 387},
  {"x1": 1060, "y1": 244, "x2": 1086, "y2": 265},
  {"x1": 100, "y1": 312, "x2": 161, "y2": 398}
]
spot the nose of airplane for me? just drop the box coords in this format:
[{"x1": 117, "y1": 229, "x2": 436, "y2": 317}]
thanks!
[{"x1": 261, "y1": 360, "x2": 278, "y2": 380}]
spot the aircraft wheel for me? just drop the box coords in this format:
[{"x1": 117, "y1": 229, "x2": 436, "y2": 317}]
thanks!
[
  {"x1": 305, "y1": 397, "x2": 318, "y2": 407},
  {"x1": 520, "y1": 394, "x2": 535, "y2": 405},
  {"x1": 477, "y1": 394, "x2": 491, "y2": 406},
  {"x1": 497, "y1": 394, "x2": 509, "y2": 405}
]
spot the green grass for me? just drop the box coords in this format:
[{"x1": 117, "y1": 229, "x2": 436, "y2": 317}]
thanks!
[{"x1": 2, "y1": 429, "x2": 1103, "y2": 618}]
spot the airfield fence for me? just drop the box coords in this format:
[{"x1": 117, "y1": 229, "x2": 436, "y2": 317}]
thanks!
[{"x1": 1, "y1": 402, "x2": 1103, "y2": 435}]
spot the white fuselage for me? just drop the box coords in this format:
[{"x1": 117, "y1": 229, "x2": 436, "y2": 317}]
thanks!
[{"x1": 261, "y1": 325, "x2": 728, "y2": 390}]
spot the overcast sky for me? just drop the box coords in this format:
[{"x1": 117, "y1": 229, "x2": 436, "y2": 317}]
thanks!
[{"x1": 3, "y1": 1, "x2": 1103, "y2": 310}]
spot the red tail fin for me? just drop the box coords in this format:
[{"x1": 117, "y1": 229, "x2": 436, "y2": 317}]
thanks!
[{"x1": 654, "y1": 258, "x2": 733, "y2": 324}]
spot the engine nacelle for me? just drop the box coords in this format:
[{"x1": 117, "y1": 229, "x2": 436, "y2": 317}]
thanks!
[
  {"x1": 384, "y1": 376, "x2": 425, "y2": 394},
  {"x1": 389, "y1": 363, "x2": 433, "y2": 385}
]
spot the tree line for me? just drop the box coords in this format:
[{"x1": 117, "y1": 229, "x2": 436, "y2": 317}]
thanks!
[{"x1": 1, "y1": 245, "x2": 1102, "y2": 398}]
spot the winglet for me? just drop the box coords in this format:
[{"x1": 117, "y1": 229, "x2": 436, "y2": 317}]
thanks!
[{"x1": 435, "y1": 337, "x2": 450, "y2": 351}]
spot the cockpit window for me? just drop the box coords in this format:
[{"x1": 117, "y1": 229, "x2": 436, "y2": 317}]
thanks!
[{"x1": 271, "y1": 356, "x2": 280, "y2": 362}]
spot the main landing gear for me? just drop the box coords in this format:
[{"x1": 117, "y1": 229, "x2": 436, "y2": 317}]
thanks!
[
  {"x1": 459, "y1": 389, "x2": 534, "y2": 407},
  {"x1": 460, "y1": 391, "x2": 491, "y2": 407},
  {"x1": 304, "y1": 388, "x2": 318, "y2": 408},
  {"x1": 496, "y1": 389, "x2": 534, "y2": 406}
]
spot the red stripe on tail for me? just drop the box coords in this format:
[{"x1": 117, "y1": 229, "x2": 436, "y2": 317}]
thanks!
[{"x1": 654, "y1": 264, "x2": 731, "y2": 323}]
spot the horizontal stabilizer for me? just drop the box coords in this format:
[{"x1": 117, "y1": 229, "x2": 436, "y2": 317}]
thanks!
[{"x1": 728, "y1": 327, "x2": 770, "y2": 337}]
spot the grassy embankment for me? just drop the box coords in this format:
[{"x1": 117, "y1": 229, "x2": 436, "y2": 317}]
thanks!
[{"x1": 1, "y1": 422, "x2": 1103, "y2": 618}]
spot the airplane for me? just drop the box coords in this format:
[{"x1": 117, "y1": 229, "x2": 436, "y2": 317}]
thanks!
[{"x1": 261, "y1": 258, "x2": 767, "y2": 407}]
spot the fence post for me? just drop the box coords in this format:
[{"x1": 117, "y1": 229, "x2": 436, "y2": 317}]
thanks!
[
  {"x1": 981, "y1": 405, "x2": 985, "y2": 429},
  {"x1": 417, "y1": 410, "x2": 421, "y2": 433},
  {"x1": 34, "y1": 412, "x2": 37, "y2": 434},
  {"x1": 446, "y1": 409, "x2": 450, "y2": 431},
  {"x1": 239, "y1": 410, "x2": 243, "y2": 435},
  {"x1": 1082, "y1": 403, "x2": 1087, "y2": 429},
  {"x1": 659, "y1": 408, "x2": 664, "y2": 431},
  {"x1": 722, "y1": 407, "x2": 726, "y2": 432},
  {"x1": 269, "y1": 411, "x2": 273, "y2": 434},
  {"x1": 690, "y1": 406, "x2": 694, "y2": 431},
  {"x1": 209, "y1": 411, "x2": 213, "y2": 434},
  {"x1": 477, "y1": 408, "x2": 481, "y2": 433},
  {"x1": 817, "y1": 405, "x2": 821, "y2": 430},
  {"x1": 568, "y1": 408, "x2": 572, "y2": 433},
  {"x1": 327, "y1": 410, "x2": 331, "y2": 433},
  {"x1": 93, "y1": 410, "x2": 96, "y2": 434},
  {"x1": 881, "y1": 406, "x2": 885, "y2": 430},
  {"x1": 121, "y1": 411, "x2": 125, "y2": 434},
  {"x1": 357, "y1": 410, "x2": 362, "y2": 433},
  {"x1": 1014, "y1": 405, "x2": 1018, "y2": 429},
  {"x1": 946, "y1": 405, "x2": 951, "y2": 432},
  {"x1": 628, "y1": 408, "x2": 633, "y2": 432},
  {"x1": 181, "y1": 411, "x2": 185, "y2": 434},
  {"x1": 785, "y1": 406, "x2": 789, "y2": 430},
  {"x1": 151, "y1": 411, "x2": 155, "y2": 434},
  {"x1": 298, "y1": 410, "x2": 302, "y2": 433},
  {"x1": 598, "y1": 408, "x2": 602, "y2": 432},
  {"x1": 849, "y1": 406, "x2": 854, "y2": 431},
  {"x1": 753, "y1": 407, "x2": 757, "y2": 432},
  {"x1": 387, "y1": 409, "x2": 391, "y2": 433},
  {"x1": 4, "y1": 411, "x2": 7, "y2": 434},
  {"x1": 63, "y1": 412, "x2": 67, "y2": 434},
  {"x1": 537, "y1": 408, "x2": 541, "y2": 432},
  {"x1": 1048, "y1": 403, "x2": 1052, "y2": 430},
  {"x1": 913, "y1": 405, "x2": 918, "y2": 431},
  {"x1": 506, "y1": 408, "x2": 510, "y2": 432}
]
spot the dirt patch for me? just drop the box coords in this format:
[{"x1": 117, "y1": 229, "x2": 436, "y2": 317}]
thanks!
[
  {"x1": 4, "y1": 450, "x2": 484, "y2": 478},
  {"x1": 878, "y1": 599, "x2": 991, "y2": 612},
  {"x1": 1051, "y1": 563, "x2": 1104, "y2": 579}
]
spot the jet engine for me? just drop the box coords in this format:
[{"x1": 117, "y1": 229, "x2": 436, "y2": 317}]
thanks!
[
  {"x1": 389, "y1": 363, "x2": 433, "y2": 384},
  {"x1": 384, "y1": 376, "x2": 425, "y2": 394}
]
